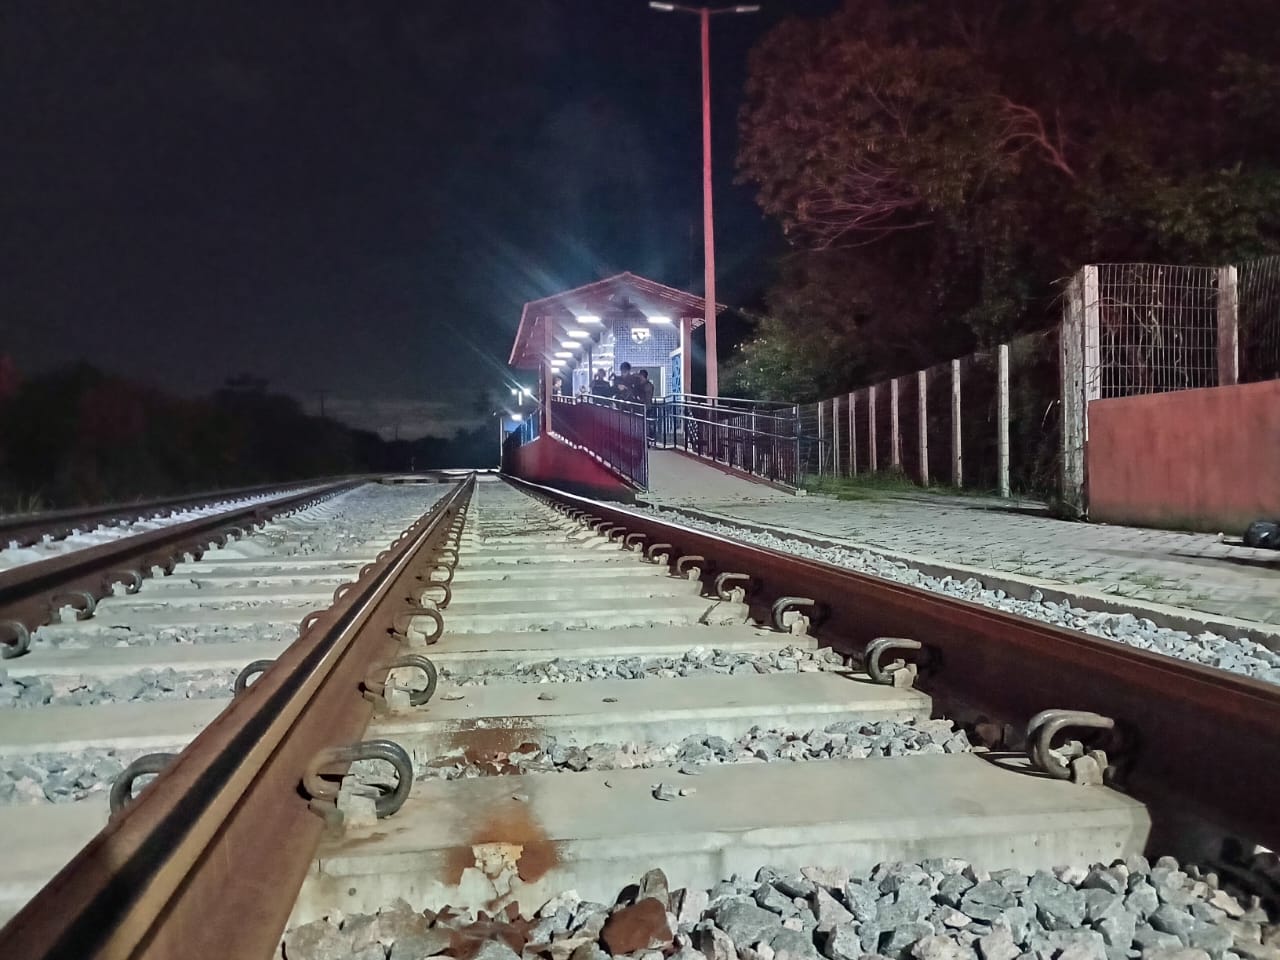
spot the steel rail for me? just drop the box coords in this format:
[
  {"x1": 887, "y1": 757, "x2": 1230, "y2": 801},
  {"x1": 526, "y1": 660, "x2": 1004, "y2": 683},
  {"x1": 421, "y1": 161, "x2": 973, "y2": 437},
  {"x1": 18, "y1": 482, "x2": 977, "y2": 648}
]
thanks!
[
  {"x1": 0, "y1": 479, "x2": 348, "y2": 549},
  {"x1": 507, "y1": 476, "x2": 1280, "y2": 851},
  {"x1": 0, "y1": 480, "x2": 362, "y2": 654},
  {"x1": 0, "y1": 475, "x2": 474, "y2": 960}
]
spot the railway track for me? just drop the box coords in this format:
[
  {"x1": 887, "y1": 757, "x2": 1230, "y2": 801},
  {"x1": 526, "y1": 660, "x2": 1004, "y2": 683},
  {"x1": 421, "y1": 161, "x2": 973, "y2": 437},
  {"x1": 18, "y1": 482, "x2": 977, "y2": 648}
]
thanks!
[
  {"x1": 0, "y1": 479, "x2": 366, "y2": 658},
  {"x1": 0, "y1": 475, "x2": 1277, "y2": 960},
  {"x1": 0, "y1": 480, "x2": 347, "y2": 553}
]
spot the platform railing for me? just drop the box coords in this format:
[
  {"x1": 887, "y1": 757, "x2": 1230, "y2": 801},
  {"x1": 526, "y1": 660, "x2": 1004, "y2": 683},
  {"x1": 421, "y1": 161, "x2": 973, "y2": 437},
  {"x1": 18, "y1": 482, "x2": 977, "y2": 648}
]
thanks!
[
  {"x1": 649, "y1": 393, "x2": 802, "y2": 488},
  {"x1": 557, "y1": 392, "x2": 805, "y2": 489},
  {"x1": 549, "y1": 396, "x2": 648, "y2": 490}
]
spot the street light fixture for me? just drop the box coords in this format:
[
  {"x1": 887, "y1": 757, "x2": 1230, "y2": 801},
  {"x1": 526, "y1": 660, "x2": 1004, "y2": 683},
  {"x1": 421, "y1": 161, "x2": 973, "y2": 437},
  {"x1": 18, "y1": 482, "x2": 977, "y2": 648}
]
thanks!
[{"x1": 649, "y1": 1, "x2": 760, "y2": 398}]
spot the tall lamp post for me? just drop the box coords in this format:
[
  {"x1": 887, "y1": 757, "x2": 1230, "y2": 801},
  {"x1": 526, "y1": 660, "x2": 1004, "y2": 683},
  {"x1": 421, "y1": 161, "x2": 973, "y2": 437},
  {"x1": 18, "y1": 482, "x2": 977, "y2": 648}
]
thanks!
[{"x1": 650, "y1": 2, "x2": 759, "y2": 400}]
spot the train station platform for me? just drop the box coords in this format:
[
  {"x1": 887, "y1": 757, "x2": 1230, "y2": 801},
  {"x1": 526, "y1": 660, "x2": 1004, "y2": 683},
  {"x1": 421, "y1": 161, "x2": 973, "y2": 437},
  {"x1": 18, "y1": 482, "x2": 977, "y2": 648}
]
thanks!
[{"x1": 664, "y1": 490, "x2": 1280, "y2": 629}]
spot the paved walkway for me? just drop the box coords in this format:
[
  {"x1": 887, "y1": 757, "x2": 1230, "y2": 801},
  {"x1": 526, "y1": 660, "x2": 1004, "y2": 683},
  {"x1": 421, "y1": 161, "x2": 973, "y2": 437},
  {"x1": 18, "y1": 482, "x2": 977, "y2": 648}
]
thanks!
[
  {"x1": 640, "y1": 459, "x2": 1280, "y2": 626},
  {"x1": 644, "y1": 450, "x2": 793, "y2": 506}
]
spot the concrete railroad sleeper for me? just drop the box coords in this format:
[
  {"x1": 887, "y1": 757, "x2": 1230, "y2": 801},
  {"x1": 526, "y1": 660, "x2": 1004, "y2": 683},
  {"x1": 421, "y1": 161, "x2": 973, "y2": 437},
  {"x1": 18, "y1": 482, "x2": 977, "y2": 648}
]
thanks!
[
  {"x1": 0, "y1": 474, "x2": 1276, "y2": 960},
  {"x1": 0, "y1": 480, "x2": 363, "y2": 657}
]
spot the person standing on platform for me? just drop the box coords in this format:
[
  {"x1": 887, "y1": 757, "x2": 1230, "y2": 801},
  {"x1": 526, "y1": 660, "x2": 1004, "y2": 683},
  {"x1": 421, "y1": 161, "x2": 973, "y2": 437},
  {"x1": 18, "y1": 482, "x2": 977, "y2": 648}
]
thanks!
[
  {"x1": 614, "y1": 362, "x2": 637, "y2": 401},
  {"x1": 636, "y1": 368, "x2": 656, "y2": 442},
  {"x1": 636, "y1": 369, "x2": 654, "y2": 405},
  {"x1": 591, "y1": 368, "x2": 613, "y2": 398}
]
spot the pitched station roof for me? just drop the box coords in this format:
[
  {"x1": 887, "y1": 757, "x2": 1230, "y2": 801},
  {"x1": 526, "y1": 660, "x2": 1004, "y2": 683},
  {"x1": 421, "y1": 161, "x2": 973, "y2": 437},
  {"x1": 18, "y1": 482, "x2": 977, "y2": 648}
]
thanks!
[{"x1": 509, "y1": 272, "x2": 723, "y2": 370}]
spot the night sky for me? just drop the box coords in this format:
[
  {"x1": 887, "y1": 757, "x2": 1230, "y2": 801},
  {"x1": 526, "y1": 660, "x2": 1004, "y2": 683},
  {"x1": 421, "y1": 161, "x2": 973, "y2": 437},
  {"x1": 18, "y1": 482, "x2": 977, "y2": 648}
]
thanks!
[{"x1": 3, "y1": 1, "x2": 838, "y2": 439}]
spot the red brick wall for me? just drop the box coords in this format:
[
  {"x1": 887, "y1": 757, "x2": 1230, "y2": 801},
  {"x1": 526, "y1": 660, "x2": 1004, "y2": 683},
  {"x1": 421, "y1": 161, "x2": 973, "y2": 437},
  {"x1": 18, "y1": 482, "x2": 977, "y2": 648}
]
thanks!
[
  {"x1": 501, "y1": 433, "x2": 635, "y2": 502},
  {"x1": 1087, "y1": 380, "x2": 1280, "y2": 531}
]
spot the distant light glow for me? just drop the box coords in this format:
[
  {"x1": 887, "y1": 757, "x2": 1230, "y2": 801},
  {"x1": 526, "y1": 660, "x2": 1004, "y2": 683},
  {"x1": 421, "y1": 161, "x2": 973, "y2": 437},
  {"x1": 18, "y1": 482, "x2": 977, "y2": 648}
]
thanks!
[
  {"x1": 522, "y1": 387, "x2": 533, "y2": 396},
  {"x1": 511, "y1": 413, "x2": 524, "y2": 421},
  {"x1": 567, "y1": 329, "x2": 590, "y2": 338},
  {"x1": 554, "y1": 351, "x2": 573, "y2": 358},
  {"x1": 578, "y1": 315, "x2": 602, "y2": 324},
  {"x1": 648, "y1": 315, "x2": 673, "y2": 324},
  {"x1": 649, "y1": 2, "x2": 676, "y2": 9}
]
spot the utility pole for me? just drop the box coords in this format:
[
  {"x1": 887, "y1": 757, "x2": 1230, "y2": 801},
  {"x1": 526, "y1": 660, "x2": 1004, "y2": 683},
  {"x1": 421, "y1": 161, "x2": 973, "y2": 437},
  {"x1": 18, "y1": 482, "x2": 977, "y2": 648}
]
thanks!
[{"x1": 650, "y1": 2, "x2": 760, "y2": 399}]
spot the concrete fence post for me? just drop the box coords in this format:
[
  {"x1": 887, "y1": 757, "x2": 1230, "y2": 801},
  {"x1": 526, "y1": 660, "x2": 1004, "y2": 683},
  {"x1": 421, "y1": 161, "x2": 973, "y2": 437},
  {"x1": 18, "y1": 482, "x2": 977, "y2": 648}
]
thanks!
[
  {"x1": 890, "y1": 378, "x2": 901, "y2": 468},
  {"x1": 817, "y1": 399, "x2": 826, "y2": 476},
  {"x1": 868, "y1": 385, "x2": 878, "y2": 472},
  {"x1": 951, "y1": 359, "x2": 962, "y2": 487},
  {"x1": 847, "y1": 391, "x2": 857, "y2": 476},
  {"x1": 1060, "y1": 271, "x2": 1088, "y2": 515},
  {"x1": 997, "y1": 344, "x2": 1010, "y2": 498},
  {"x1": 917, "y1": 369, "x2": 928, "y2": 485},
  {"x1": 1217, "y1": 265, "x2": 1239, "y2": 386},
  {"x1": 832, "y1": 395, "x2": 842, "y2": 477},
  {"x1": 1083, "y1": 265, "x2": 1101, "y2": 410}
]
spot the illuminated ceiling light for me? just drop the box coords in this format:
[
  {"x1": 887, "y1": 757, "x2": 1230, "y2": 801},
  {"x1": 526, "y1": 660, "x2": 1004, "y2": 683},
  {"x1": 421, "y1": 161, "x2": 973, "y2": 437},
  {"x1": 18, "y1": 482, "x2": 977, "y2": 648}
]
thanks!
[
  {"x1": 648, "y1": 315, "x2": 673, "y2": 324},
  {"x1": 550, "y1": 360, "x2": 565, "y2": 368},
  {"x1": 578, "y1": 315, "x2": 602, "y2": 324},
  {"x1": 567, "y1": 329, "x2": 590, "y2": 339},
  {"x1": 561, "y1": 340, "x2": 579, "y2": 349},
  {"x1": 511, "y1": 412, "x2": 524, "y2": 421},
  {"x1": 554, "y1": 351, "x2": 573, "y2": 359},
  {"x1": 522, "y1": 387, "x2": 533, "y2": 396}
]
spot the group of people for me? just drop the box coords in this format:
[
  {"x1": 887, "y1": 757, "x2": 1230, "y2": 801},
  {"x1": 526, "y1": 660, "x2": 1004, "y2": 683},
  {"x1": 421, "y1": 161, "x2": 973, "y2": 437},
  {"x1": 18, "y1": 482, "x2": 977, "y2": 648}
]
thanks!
[{"x1": 588, "y1": 362, "x2": 654, "y2": 404}]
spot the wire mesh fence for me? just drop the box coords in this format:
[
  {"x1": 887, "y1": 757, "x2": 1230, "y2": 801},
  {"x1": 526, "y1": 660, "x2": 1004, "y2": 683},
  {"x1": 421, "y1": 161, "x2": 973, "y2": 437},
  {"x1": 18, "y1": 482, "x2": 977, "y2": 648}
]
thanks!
[
  {"x1": 1096, "y1": 263, "x2": 1220, "y2": 397},
  {"x1": 1238, "y1": 255, "x2": 1280, "y2": 384},
  {"x1": 770, "y1": 256, "x2": 1280, "y2": 502}
]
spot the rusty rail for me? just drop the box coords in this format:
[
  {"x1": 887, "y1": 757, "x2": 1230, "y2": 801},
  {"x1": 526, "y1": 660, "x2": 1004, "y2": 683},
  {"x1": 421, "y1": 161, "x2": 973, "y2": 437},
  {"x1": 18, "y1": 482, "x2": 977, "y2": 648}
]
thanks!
[
  {"x1": 0, "y1": 475, "x2": 473, "y2": 960},
  {"x1": 508, "y1": 476, "x2": 1280, "y2": 852},
  {"x1": 0, "y1": 481, "x2": 362, "y2": 657}
]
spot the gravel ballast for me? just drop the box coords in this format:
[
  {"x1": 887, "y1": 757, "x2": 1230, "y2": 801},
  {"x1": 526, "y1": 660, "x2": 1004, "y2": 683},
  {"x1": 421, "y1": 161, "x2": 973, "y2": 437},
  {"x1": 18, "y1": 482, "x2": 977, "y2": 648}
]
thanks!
[
  {"x1": 442, "y1": 646, "x2": 849, "y2": 686},
  {"x1": 0, "y1": 747, "x2": 151, "y2": 804},
  {"x1": 408, "y1": 718, "x2": 972, "y2": 783},
  {"x1": 0, "y1": 666, "x2": 238, "y2": 708},
  {"x1": 0, "y1": 488, "x2": 318, "y2": 572},
  {"x1": 280, "y1": 855, "x2": 1280, "y2": 960},
  {"x1": 640, "y1": 509, "x2": 1280, "y2": 687}
]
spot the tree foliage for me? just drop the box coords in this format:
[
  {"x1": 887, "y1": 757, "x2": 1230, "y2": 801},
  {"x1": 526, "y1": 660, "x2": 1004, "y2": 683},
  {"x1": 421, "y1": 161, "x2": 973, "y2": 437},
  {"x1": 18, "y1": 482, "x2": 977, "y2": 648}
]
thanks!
[
  {"x1": 731, "y1": 0, "x2": 1280, "y2": 400},
  {"x1": 0, "y1": 365, "x2": 497, "y2": 510}
]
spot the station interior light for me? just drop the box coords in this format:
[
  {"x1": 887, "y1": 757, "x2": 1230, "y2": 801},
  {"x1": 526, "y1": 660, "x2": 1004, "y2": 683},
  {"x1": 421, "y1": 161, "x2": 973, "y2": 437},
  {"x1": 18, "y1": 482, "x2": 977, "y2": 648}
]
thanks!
[
  {"x1": 561, "y1": 340, "x2": 579, "y2": 349},
  {"x1": 566, "y1": 329, "x2": 591, "y2": 338},
  {"x1": 577, "y1": 315, "x2": 602, "y2": 324},
  {"x1": 550, "y1": 359, "x2": 565, "y2": 367},
  {"x1": 510, "y1": 412, "x2": 523, "y2": 421},
  {"x1": 648, "y1": 315, "x2": 673, "y2": 324},
  {"x1": 554, "y1": 351, "x2": 573, "y2": 358}
]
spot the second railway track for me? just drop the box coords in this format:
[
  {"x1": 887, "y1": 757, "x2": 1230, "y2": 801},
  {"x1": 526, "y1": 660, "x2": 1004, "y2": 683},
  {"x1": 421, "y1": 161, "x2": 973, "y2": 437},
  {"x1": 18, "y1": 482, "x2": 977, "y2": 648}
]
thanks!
[{"x1": 1, "y1": 474, "x2": 1277, "y2": 960}]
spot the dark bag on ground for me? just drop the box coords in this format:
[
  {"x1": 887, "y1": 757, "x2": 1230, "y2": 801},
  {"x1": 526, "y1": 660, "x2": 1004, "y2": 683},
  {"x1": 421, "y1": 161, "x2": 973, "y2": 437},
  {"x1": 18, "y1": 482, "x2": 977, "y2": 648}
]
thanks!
[{"x1": 1243, "y1": 519, "x2": 1280, "y2": 549}]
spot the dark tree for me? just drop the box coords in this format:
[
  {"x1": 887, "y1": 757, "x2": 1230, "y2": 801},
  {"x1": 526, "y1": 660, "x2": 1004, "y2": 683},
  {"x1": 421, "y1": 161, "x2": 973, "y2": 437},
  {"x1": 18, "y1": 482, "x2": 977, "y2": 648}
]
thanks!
[{"x1": 731, "y1": 0, "x2": 1280, "y2": 399}]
